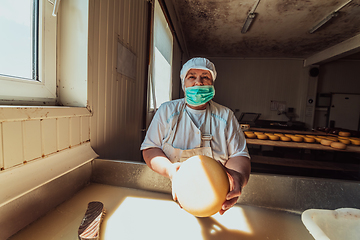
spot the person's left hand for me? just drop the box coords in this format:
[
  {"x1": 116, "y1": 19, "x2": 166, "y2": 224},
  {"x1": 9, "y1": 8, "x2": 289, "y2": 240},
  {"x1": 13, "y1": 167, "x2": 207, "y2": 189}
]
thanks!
[{"x1": 219, "y1": 168, "x2": 245, "y2": 215}]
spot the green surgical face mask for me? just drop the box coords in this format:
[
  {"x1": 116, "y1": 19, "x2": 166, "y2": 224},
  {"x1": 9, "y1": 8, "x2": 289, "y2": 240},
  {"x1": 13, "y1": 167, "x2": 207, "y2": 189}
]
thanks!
[{"x1": 185, "y1": 85, "x2": 215, "y2": 107}]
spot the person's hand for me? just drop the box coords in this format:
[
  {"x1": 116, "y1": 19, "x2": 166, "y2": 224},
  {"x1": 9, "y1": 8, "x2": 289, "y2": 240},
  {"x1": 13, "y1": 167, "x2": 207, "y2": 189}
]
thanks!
[
  {"x1": 219, "y1": 168, "x2": 245, "y2": 215},
  {"x1": 169, "y1": 162, "x2": 182, "y2": 203}
]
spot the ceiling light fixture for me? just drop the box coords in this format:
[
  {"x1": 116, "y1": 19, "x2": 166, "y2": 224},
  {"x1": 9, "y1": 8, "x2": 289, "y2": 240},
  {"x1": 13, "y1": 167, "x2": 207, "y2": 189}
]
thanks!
[
  {"x1": 309, "y1": 0, "x2": 352, "y2": 34},
  {"x1": 241, "y1": 0, "x2": 261, "y2": 34},
  {"x1": 241, "y1": 13, "x2": 256, "y2": 34}
]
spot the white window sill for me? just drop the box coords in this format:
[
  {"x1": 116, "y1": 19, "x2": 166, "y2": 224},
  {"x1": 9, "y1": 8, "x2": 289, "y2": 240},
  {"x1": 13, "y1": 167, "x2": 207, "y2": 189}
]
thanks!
[{"x1": 0, "y1": 106, "x2": 92, "y2": 122}]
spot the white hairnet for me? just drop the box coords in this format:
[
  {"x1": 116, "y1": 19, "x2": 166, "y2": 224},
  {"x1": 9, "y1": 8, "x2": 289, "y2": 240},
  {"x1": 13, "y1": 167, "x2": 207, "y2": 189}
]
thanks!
[{"x1": 180, "y1": 57, "x2": 217, "y2": 89}]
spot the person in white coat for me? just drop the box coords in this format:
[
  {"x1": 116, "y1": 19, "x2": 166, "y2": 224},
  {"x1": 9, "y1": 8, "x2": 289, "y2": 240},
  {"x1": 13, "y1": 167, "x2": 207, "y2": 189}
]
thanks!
[{"x1": 141, "y1": 57, "x2": 251, "y2": 215}]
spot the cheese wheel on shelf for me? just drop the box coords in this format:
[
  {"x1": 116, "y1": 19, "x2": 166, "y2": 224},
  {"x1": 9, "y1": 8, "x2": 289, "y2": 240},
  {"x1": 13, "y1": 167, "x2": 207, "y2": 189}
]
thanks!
[
  {"x1": 274, "y1": 133, "x2": 284, "y2": 137},
  {"x1": 280, "y1": 136, "x2": 291, "y2": 142},
  {"x1": 350, "y1": 139, "x2": 360, "y2": 145},
  {"x1": 172, "y1": 155, "x2": 230, "y2": 217},
  {"x1": 257, "y1": 134, "x2": 268, "y2": 140},
  {"x1": 316, "y1": 135, "x2": 327, "y2": 139},
  {"x1": 330, "y1": 142, "x2": 347, "y2": 150},
  {"x1": 314, "y1": 137, "x2": 323, "y2": 143},
  {"x1": 338, "y1": 131, "x2": 351, "y2": 137},
  {"x1": 320, "y1": 139, "x2": 333, "y2": 146},
  {"x1": 268, "y1": 135, "x2": 280, "y2": 141},
  {"x1": 245, "y1": 133, "x2": 256, "y2": 139},
  {"x1": 304, "y1": 137, "x2": 315, "y2": 143},
  {"x1": 290, "y1": 136, "x2": 303, "y2": 142},
  {"x1": 326, "y1": 137, "x2": 338, "y2": 142},
  {"x1": 338, "y1": 139, "x2": 351, "y2": 145},
  {"x1": 254, "y1": 132, "x2": 263, "y2": 135}
]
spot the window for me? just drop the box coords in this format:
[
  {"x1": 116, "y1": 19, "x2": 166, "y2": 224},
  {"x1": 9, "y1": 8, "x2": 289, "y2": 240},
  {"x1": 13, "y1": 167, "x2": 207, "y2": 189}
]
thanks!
[
  {"x1": 149, "y1": 0, "x2": 173, "y2": 110},
  {"x1": 0, "y1": 0, "x2": 56, "y2": 105}
]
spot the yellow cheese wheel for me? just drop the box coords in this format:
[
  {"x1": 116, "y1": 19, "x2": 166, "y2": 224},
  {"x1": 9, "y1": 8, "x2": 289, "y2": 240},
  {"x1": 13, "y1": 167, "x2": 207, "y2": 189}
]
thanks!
[
  {"x1": 339, "y1": 131, "x2": 351, "y2": 137},
  {"x1": 274, "y1": 133, "x2": 284, "y2": 137},
  {"x1": 350, "y1": 139, "x2": 360, "y2": 146},
  {"x1": 326, "y1": 137, "x2": 338, "y2": 142},
  {"x1": 316, "y1": 135, "x2": 327, "y2": 139},
  {"x1": 330, "y1": 142, "x2": 347, "y2": 150},
  {"x1": 304, "y1": 137, "x2": 315, "y2": 143},
  {"x1": 264, "y1": 133, "x2": 274, "y2": 136},
  {"x1": 290, "y1": 136, "x2": 303, "y2": 142},
  {"x1": 306, "y1": 135, "x2": 316, "y2": 138},
  {"x1": 254, "y1": 132, "x2": 263, "y2": 135},
  {"x1": 285, "y1": 134, "x2": 293, "y2": 138},
  {"x1": 338, "y1": 139, "x2": 351, "y2": 145},
  {"x1": 257, "y1": 134, "x2": 268, "y2": 140},
  {"x1": 244, "y1": 133, "x2": 256, "y2": 139},
  {"x1": 280, "y1": 136, "x2": 291, "y2": 142},
  {"x1": 172, "y1": 155, "x2": 230, "y2": 217},
  {"x1": 314, "y1": 137, "x2": 323, "y2": 143},
  {"x1": 320, "y1": 139, "x2": 333, "y2": 146},
  {"x1": 268, "y1": 135, "x2": 280, "y2": 141}
]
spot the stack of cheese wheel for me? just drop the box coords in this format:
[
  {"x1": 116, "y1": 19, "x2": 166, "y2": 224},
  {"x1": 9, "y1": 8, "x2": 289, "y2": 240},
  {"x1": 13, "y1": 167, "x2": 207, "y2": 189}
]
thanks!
[
  {"x1": 243, "y1": 130, "x2": 360, "y2": 150},
  {"x1": 317, "y1": 135, "x2": 347, "y2": 150},
  {"x1": 172, "y1": 155, "x2": 230, "y2": 217},
  {"x1": 336, "y1": 131, "x2": 360, "y2": 145}
]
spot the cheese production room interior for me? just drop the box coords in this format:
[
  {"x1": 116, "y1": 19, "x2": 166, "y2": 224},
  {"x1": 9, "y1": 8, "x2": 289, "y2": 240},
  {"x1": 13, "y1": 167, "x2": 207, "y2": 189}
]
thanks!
[{"x1": 0, "y1": 0, "x2": 360, "y2": 239}]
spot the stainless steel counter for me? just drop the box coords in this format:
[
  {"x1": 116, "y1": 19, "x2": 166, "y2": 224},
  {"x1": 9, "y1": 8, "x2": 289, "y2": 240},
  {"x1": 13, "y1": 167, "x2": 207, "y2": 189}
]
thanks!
[
  {"x1": 2, "y1": 158, "x2": 360, "y2": 239},
  {"x1": 91, "y1": 159, "x2": 360, "y2": 213}
]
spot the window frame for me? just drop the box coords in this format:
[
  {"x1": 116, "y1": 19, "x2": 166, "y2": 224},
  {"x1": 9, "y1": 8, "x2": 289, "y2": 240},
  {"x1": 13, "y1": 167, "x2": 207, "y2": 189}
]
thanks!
[{"x1": 0, "y1": 0, "x2": 57, "y2": 105}]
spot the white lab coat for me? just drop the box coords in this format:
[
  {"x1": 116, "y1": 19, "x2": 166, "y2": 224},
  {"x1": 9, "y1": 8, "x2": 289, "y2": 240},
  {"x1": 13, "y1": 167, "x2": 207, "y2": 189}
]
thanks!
[{"x1": 140, "y1": 98, "x2": 250, "y2": 164}]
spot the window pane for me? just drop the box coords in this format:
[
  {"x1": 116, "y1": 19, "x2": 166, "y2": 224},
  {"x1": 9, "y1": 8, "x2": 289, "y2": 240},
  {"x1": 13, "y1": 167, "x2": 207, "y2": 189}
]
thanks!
[
  {"x1": 0, "y1": 0, "x2": 36, "y2": 80},
  {"x1": 154, "y1": 1, "x2": 172, "y2": 64},
  {"x1": 150, "y1": 0, "x2": 173, "y2": 109},
  {"x1": 153, "y1": 47, "x2": 171, "y2": 106}
]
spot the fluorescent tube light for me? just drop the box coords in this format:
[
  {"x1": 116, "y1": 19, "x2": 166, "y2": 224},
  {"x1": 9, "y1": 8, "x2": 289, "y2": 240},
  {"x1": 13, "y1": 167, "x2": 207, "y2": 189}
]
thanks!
[
  {"x1": 309, "y1": 11, "x2": 338, "y2": 34},
  {"x1": 241, "y1": 13, "x2": 256, "y2": 34},
  {"x1": 309, "y1": 0, "x2": 352, "y2": 34}
]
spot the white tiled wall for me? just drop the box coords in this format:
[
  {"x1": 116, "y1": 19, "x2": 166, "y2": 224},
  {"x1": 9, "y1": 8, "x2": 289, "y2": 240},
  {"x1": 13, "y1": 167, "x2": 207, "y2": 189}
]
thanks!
[{"x1": 0, "y1": 116, "x2": 91, "y2": 170}]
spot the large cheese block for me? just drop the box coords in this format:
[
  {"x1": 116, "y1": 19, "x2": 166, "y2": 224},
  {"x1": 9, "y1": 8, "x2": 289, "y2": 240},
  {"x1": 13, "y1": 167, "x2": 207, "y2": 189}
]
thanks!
[{"x1": 172, "y1": 155, "x2": 230, "y2": 217}]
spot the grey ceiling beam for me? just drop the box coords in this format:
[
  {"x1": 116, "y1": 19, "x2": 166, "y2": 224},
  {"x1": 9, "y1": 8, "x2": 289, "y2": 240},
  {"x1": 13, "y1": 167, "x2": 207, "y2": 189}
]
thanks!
[{"x1": 304, "y1": 33, "x2": 360, "y2": 66}]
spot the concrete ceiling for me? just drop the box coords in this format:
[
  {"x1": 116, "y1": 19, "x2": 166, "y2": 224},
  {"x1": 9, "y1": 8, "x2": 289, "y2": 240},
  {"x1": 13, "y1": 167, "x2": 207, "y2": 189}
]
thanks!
[{"x1": 170, "y1": 0, "x2": 360, "y2": 59}]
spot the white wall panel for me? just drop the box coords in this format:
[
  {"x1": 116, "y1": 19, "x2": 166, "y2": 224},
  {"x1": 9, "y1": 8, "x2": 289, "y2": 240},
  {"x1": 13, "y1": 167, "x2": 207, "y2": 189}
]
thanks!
[
  {"x1": 41, "y1": 119, "x2": 57, "y2": 156},
  {"x1": 2, "y1": 121, "x2": 23, "y2": 168},
  {"x1": 211, "y1": 58, "x2": 309, "y2": 122},
  {"x1": 89, "y1": 0, "x2": 148, "y2": 160},
  {"x1": 57, "y1": 118, "x2": 70, "y2": 151},
  {"x1": 23, "y1": 120, "x2": 42, "y2": 162},
  {"x1": 318, "y1": 60, "x2": 360, "y2": 94}
]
